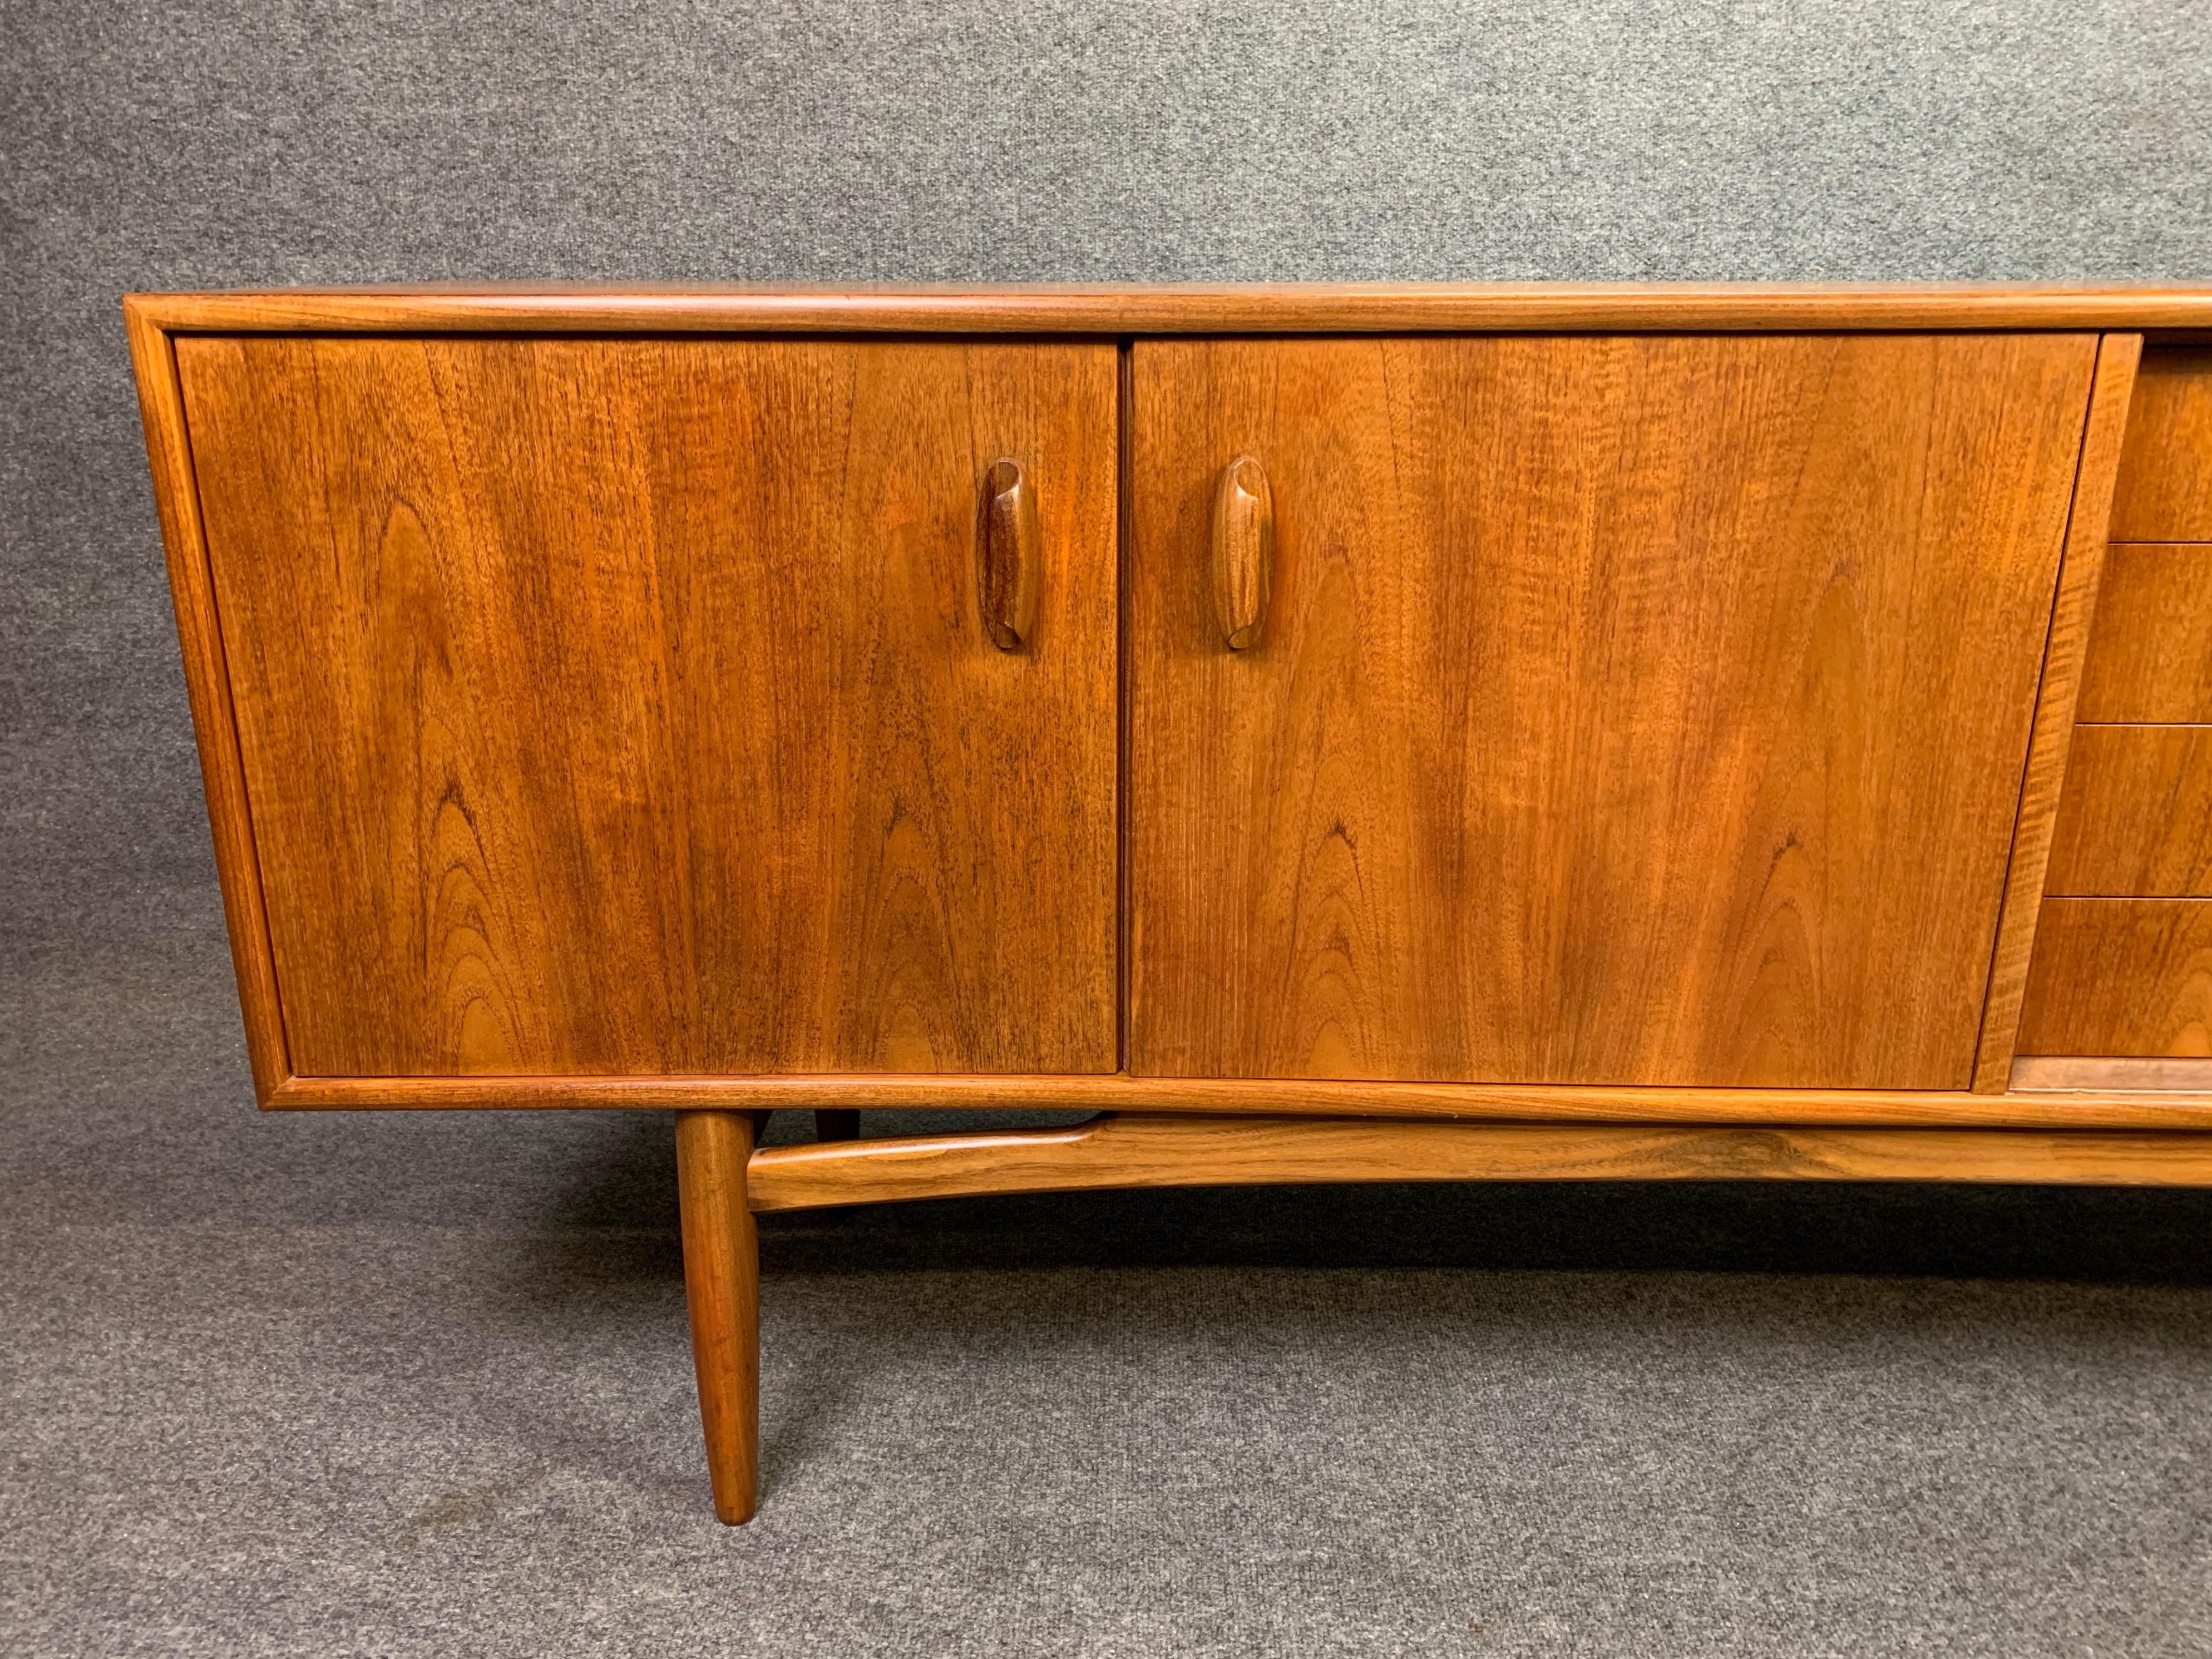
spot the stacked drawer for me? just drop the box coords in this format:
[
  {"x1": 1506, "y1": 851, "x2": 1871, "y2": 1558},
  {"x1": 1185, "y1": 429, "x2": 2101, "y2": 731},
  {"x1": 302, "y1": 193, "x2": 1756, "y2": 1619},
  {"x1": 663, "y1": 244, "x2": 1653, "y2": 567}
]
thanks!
[{"x1": 2020, "y1": 347, "x2": 2212, "y2": 1058}]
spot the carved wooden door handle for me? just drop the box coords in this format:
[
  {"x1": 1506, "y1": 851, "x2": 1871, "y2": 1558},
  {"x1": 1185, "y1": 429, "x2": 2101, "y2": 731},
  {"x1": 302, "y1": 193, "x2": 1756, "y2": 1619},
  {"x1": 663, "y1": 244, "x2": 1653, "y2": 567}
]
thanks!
[
  {"x1": 1212, "y1": 456, "x2": 1273, "y2": 650},
  {"x1": 979, "y1": 458, "x2": 1040, "y2": 652}
]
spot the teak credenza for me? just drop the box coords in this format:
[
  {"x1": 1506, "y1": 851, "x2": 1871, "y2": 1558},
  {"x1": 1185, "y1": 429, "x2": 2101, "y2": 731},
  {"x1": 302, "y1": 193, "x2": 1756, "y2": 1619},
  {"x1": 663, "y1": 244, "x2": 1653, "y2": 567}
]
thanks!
[{"x1": 126, "y1": 284, "x2": 2212, "y2": 1522}]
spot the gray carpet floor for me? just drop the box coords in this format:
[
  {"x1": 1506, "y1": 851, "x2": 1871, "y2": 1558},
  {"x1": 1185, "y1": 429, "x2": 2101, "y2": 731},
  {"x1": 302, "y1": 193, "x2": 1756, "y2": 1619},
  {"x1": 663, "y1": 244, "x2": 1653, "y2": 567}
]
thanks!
[{"x1": 7, "y1": 887, "x2": 2212, "y2": 1657}]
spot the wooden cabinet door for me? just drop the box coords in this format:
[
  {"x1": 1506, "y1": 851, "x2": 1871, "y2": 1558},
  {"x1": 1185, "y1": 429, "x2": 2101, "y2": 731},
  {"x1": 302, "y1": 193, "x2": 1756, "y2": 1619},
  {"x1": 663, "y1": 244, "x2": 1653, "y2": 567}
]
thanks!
[
  {"x1": 1128, "y1": 335, "x2": 2097, "y2": 1087},
  {"x1": 176, "y1": 337, "x2": 1118, "y2": 1077}
]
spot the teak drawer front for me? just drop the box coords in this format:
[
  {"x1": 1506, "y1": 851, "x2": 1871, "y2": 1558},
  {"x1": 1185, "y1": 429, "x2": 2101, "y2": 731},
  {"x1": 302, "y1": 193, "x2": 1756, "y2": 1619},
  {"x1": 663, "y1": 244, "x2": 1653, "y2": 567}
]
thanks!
[
  {"x1": 2076, "y1": 544, "x2": 2212, "y2": 722},
  {"x1": 176, "y1": 337, "x2": 1120, "y2": 1077},
  {"x1": 1128, "y1": 334, "x2": 2096, "y2": 1087},
  {"x1": 2018, "y1": 900, "x2": 2212, "y2": 1056},
  {"x1": 2109, "y1": 347, "x2": 2212, "y2": 541},
  {"x1": 2046, "y1": 726, "x2": 2212, "y2": 897}
]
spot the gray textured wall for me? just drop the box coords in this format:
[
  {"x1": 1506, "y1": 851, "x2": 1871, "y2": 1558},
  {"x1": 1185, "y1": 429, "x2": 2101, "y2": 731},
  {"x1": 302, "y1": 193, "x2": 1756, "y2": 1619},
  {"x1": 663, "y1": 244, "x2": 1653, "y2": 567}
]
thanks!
[{"x1": 6, "y1": 0, "x2": 2212, "y2": 955}]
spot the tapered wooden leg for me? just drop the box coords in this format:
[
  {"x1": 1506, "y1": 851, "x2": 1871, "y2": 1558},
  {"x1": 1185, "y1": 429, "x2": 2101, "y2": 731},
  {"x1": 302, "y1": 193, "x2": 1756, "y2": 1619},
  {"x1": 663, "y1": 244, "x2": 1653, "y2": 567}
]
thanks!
[
  {"x1": 814, "y1": 1109, "x2": 861, "y2": 1142},
  {"x1": 676, "y1": 1109, "x2": 759, "y2": 1524}
]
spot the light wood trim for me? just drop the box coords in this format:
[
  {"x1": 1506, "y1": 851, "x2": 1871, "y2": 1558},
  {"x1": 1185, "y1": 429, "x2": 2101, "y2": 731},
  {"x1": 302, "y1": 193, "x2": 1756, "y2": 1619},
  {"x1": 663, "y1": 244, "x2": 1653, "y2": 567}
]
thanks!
[
  {"x1": 124, "y1": 284, "x2": 2212, "y2": 337},
  {"x1": 1973, "y1": 333, "x2": 2144, "y2": 1090},
  {"x1": 264, "y1": 1071, "x2": 2212, "y2": 1128},
  {"x1": 2012, "y1": 1056, "x2": 2212, "y2": 1092},
  {"x1": 676, "y1": 1110, "x2": 759, "y2": 1525},
  {"x1": 2017, "y1": 897, "x2": 2212, "y2": 1057},
  {"x1": 745, "y1": 1112, "x2": 2212, "y2": 1211},
  {"x1": 122, "y1": 301, "x2": 292, "y2": 1103}
]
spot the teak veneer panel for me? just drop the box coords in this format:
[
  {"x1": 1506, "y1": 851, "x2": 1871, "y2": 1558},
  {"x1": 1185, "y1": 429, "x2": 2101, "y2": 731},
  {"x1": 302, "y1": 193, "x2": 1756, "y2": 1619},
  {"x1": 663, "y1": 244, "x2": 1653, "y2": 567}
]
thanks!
[
  {"x1": 176, "y1": 336, "x2": 1119, "y2": 1077},
  {"x1": 1129, "y1": 333, "x2": 2096, "y2": 1088},
  {"x1": 2047, "y1": 726, "x2": 2212, "y2": 896},
  {"x1": 2018, "y1": 900, "x2": 2212, "y2": 1057},
  {"x1": 745, "y1": 1114, "x2": 2212, "y2": 1212},
  {"x1": 2011, "y1": 1056, "x2": 2212, "y2": 1093},
  {"x1": 2109, "y1": 348, "x2": 2212, "y2": 541},
  {"x1": 2077, "y1": 544, "x2": 2212, "y2": 722}
]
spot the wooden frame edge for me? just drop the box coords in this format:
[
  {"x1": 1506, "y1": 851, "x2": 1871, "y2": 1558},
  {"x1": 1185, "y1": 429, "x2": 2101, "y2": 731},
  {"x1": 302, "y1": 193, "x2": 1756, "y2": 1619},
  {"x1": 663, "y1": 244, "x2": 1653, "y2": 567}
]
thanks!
[
  {"x1": 1971, "y1": 333, "x2": 2145, "y2": 1090},
  {"x1": 122, "y1": 298, "x2": 293, "y2": 1103},
  {"x1": 264, "y1": 1072, "x2": 2212, "y2": 1128},
  {"x1": 123, "y1": 284, "x2": 2212, "y2": 337},
  {"x1": 746, "y1": 1113, "x2": 2212, "y2": 1212}
]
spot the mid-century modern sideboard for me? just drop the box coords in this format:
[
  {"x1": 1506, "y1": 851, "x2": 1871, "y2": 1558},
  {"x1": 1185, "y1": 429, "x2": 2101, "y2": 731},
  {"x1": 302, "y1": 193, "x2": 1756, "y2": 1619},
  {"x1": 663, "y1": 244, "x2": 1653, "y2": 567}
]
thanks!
[{"x1": 126, "y1": 284, "x2": 2212, "y2": 1522}]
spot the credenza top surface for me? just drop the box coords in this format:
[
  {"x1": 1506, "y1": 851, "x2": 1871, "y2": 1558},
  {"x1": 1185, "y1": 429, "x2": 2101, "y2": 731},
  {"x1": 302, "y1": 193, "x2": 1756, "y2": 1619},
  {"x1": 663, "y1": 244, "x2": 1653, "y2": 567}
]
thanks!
[{"x1": 124, "y1": 282, "x2": 2212, "y2": 335}]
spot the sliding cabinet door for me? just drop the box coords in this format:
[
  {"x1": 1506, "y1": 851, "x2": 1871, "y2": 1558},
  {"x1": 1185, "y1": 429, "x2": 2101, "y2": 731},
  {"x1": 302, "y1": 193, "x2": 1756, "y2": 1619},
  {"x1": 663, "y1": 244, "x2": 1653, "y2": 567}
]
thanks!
[
  {"x1": 179, "y1": 337, "x2": 1119, "y2": 1077},
  {"x1": 1128, "y1": 334, "x2": 2096, "y2": 1086}
]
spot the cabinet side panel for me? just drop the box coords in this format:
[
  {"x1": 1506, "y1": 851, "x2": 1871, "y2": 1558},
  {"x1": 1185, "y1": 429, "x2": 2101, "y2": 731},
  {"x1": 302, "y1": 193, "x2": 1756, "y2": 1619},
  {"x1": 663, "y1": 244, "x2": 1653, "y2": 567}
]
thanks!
[
  {"x1": 1971, "y1": 334, "x2": 2142, "y2": 1089},
  {"x1": 1130, "y1": 334, "x2": 2097, "y2": 1087},
  {"x1": 125, "y1": 307, "x2": 292, "y2": 1101},
  {"x1": 176, "y1": 337, "x2": 1119, "y2": 1077}
]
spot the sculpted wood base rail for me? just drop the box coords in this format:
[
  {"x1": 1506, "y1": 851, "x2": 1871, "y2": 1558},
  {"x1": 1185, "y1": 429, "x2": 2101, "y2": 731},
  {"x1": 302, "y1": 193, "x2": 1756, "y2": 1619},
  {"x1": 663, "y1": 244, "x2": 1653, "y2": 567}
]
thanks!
[
  {"x1": 127, "y1": 284, "x2": 2212, "y2": 1522},
  {"x1": 746, "y1": 1112, "x2": 2212, "y2": 1211}
]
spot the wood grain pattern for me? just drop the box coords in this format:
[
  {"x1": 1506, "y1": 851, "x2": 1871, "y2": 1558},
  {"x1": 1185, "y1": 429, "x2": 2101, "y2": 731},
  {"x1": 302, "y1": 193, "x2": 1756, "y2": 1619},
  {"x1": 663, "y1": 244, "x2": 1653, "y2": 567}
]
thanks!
[
  {"x1": 123, "y1": 306, "x2": 293, "y2": 1102},
  {"x1": 125, "y1": 285, "x2": 2212, "y2": 337},
  {"x1": 2012, "y1": 1056, "x2": 2212, "y2": 1092},
  {"x1": 1211, "y1": 457, "x2": 1273, "y2": 649},
  {"x1": 2077, "y1": 545, "x2": 2212, "y2": 722},
  {"x1": 1130, "y1": 334, "x2": 2097, "y2": 1088},
  {"x1": 2109, "y1": 347, "x2": 2212, "y2": 540},
  {"x1": 2018, "y1": 899, "x2": 2212, "y2": 1056},
  {"x1": 977, "y1": 458, "x2": 1040, "y2": 651},
  {"x1": 265, "y1": 1072, "x2": 2212, "y2": 1129},
  {"x1": 2046, "y1": 725, "x2": 2212, "y2": 896},
  {"x1": 745, "y1": 1112, "x2": 2212, "y2": 1211},
  {"x1": 676, "y1": 1110, "x2": 759, "y2": 1524},
  {"x1": 175, "y1": 336, "x2": 1119, "y2": 1077},
  {"x1": 1969, "y1": 335, "x2": 2142, "y2": 1089}
]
